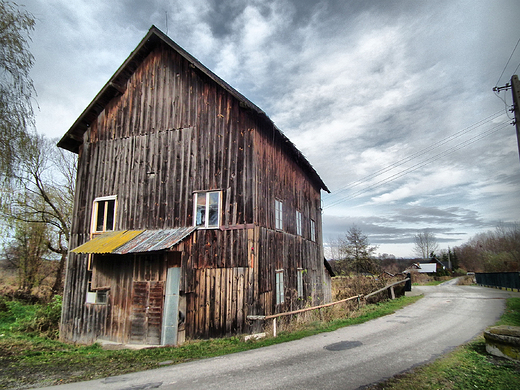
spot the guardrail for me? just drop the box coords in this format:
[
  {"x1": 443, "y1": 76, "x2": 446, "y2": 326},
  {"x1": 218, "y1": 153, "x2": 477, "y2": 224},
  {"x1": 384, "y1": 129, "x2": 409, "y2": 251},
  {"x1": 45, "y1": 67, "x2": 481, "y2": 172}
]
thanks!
[
  {"x1": 476, "y1": 272, "x2": 520, "y2": 291},
  {"x1": 247, "y1": 278, "x2": 410, "y2": 337}
]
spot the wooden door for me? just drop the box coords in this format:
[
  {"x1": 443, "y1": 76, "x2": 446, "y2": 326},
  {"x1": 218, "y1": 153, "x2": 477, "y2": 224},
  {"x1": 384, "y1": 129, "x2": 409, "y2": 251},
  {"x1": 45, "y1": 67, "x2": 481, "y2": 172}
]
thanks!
[{"x1": 129, "y1": 280, "x2": 164, "y2": 344}]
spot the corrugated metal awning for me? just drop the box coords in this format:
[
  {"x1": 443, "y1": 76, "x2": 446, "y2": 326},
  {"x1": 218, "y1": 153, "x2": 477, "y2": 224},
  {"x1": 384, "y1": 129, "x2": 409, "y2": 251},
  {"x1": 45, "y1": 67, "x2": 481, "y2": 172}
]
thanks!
[
  {"x1": 71, "y1": 230, "x2": 145, "y2": 254},
  {"x1": 113, "y1": 227, "x2": 196, "y2": 254},
  {"x1": 71, "y1": 227, "x2": 196, "y2": 254}
]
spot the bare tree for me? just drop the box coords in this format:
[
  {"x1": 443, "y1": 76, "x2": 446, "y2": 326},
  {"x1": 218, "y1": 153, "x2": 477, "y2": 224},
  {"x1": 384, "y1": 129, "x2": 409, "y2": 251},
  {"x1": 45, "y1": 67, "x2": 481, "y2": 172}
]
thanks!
[
  {"x1": 2, "y1": 220, "x2": 57, "y2": 292},
  {"x1": 326, "y1": 236, "x2": 343, "y2": 260},
  {"x1": 413, "y1": 230, "x2": 439, "y2": 259},
  {"x1": 0, "y1": 0, "x2": 36, "y2": 179},
  {"x1": 1, "y1": 135, "x2": 76, "y2": 294},
  {"x1": 455, "y1": 223, "x2": 520, "y2": 272}
]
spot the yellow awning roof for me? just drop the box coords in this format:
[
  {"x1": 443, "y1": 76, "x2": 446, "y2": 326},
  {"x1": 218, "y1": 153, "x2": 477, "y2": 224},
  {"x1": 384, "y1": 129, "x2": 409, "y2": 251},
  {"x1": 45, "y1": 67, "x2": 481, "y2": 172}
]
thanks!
[
  {"x1": 71, "y1": 230, "x2": 145, "y2": 254},
  {"x1": 71, "y1": 227, "x2": 197, "y2": 254}
]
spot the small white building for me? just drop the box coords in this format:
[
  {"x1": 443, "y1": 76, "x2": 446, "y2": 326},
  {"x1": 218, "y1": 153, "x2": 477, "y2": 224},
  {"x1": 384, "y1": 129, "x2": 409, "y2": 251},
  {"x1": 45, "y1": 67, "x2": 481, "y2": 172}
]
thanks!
[{"x1": 417, "y1": 263, "x2": 437, "y2": 273}]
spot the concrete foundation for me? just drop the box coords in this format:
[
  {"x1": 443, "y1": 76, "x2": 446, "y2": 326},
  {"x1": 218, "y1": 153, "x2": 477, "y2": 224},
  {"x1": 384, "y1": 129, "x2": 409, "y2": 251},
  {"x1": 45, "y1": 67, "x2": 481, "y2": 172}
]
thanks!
[{"x1": 484, "y1": 325, "x2": 520, "y2": 361}]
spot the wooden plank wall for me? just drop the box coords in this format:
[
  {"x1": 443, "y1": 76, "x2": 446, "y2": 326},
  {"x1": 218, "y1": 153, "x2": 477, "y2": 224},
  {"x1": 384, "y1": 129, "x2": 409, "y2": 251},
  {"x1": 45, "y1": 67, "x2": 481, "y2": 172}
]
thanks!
[
  {"x1": 255, "y1": 227, "x2": 324, "y2": 311},
  {"x1": 253, "y1": 123, "x2": 324, "y2": 241},
  {"x1": 71, "y1": 42, "x2": 257, "y2": 236},
  {"x1": 183, "y1": 267, "x2": 251, "y2": 338},
  {"x1": 60, "y1": 251, "x2": 108, "y2": 344}
]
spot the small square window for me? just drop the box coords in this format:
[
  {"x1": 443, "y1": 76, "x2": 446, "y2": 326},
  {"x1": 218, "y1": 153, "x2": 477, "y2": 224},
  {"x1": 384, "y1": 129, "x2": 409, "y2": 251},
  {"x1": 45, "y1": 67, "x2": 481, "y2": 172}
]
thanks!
[
  {"x1": 86, "y1": 268, "x2": 108, "y2": 305},
  {"x1": 92, "y1": 196, "x2": 117, "y2": 233},
  {"x1": 275, "y1": 200, "x2": 283, "y2": 230},
  {"x1": 96, "y1": 291, "x2": 108, "y2": 305},
  {"x1": 194, "y1": 191, "x2": 221, "y2": 228},
  {"x1": 86, "y1": 291, "x2": 108, "y2": 305}
]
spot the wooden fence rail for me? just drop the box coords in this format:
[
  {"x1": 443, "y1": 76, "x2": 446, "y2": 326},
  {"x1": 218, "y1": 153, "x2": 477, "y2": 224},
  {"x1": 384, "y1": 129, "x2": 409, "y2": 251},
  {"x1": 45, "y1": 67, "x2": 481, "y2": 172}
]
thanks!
[{"x1": 247, "y1": 278, "x2": 410, "y2": 337}]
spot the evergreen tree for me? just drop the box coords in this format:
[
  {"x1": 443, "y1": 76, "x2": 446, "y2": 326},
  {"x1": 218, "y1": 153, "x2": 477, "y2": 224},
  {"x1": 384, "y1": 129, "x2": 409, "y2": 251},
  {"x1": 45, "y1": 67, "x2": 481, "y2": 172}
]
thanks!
[{"x1": 338, "y1": 226, "x2": 379, "y2": 275}]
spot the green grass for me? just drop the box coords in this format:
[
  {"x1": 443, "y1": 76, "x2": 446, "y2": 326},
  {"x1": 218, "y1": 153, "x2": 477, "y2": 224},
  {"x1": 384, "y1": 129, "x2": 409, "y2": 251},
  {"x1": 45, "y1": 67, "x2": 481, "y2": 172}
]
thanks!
[
  {"x1": 495, "y1": 297, "x2": 520, "y2": 326},
  {"x1": 368, "y1": 298, "x2": 520, "y2": 390},
  {"x1": 413, "y1": 280, "x2": 446, "y2": 286},
  {"x1": 0, "y1": 300, "x2": 39, "y2": 333},
  {"x1": 0, "y1": 295, "x2": 421, "y2": 389}
]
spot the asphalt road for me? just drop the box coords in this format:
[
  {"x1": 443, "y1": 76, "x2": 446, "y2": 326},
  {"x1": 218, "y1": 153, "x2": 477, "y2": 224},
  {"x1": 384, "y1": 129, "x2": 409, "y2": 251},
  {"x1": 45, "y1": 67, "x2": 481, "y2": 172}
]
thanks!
[{"x1": 37, "y1": 283, "x2": 520, "y2": 390}]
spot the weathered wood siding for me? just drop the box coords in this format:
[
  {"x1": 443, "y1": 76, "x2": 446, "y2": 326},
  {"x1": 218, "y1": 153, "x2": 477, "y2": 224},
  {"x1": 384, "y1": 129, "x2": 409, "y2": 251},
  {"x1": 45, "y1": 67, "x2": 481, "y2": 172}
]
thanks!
[{"x1": 61, "y1": 40, "x2": 326, "y2": 343}]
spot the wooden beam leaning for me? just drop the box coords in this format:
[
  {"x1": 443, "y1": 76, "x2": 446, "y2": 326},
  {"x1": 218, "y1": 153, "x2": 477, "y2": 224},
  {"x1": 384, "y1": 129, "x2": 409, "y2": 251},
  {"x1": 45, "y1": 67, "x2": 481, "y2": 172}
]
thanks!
[
  {"x1": 247, "y1": 294, "x2": 361, "y2": 321},
  {"x1": 364, "y1": 278, "x2": 410, "y2": 299},
  {"x1": 246, "y1": 278, "x2": 410, "y2": 324}
]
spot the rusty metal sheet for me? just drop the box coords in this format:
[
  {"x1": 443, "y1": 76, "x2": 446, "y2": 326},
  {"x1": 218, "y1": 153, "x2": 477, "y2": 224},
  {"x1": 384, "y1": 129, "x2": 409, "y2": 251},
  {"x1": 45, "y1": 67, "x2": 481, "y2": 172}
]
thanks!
[
  {"x1": 71, "y1": 227, "x2": 196, "y2": 255},
  {"x1": 71, "y1": 230, "x2": 145, "y2": 254},
  {"x1": 113, "y1": 227, "x2": 197, "y2": 254}
]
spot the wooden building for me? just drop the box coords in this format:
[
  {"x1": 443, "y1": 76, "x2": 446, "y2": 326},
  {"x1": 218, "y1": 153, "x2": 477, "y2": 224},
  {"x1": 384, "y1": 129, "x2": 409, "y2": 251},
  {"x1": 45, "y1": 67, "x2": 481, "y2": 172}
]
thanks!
[{"x1": 58, "y1": 26, "x2": 330, "y2": 345}]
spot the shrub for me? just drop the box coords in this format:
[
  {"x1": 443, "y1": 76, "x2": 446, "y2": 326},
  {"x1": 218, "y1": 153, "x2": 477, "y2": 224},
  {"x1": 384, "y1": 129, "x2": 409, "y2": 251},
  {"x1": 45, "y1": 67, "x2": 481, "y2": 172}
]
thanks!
[
  {"x1": 457, "y1": 275, "x2": 475, "y2": 285},
  {"x1": 0, "y1": 298, "x2": 39, "y2": 333},
  {"x1": 0, "y1": 295, "x2": 9, "y2": 313},
  {"x1": 332, "y1": 275, "x2": 386, "y2": 302},
  {"x1": 452, "y1": 268, "x2": 467, "y2": 276},
  {"x1": 15, "y1": 295, "x2": 62, "y2": 339}
]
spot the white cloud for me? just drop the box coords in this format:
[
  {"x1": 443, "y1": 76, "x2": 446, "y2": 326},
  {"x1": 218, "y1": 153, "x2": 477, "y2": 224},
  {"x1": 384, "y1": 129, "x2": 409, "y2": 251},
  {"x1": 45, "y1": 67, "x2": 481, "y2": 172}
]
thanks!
[{"x1": 18, "y1": 0, "x2": 520, "y2": 257}]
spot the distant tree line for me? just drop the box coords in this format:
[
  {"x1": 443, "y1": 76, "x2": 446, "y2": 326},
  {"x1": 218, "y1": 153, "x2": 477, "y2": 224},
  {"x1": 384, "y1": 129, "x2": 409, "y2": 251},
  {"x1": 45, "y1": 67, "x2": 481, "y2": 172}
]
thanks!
[
  {"x1": 453, "y1": 224, "x2": 520, "y2": 272},
  {"x1": 328, "y1": 224, "x2": 520, "y2": 276}
]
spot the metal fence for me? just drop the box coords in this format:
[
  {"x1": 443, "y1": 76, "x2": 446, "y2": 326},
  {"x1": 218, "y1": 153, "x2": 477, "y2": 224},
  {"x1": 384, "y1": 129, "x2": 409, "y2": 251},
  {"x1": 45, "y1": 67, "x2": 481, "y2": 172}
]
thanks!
[{"x1": 475, "y1": 272, "x2": 520, "y2": 291}]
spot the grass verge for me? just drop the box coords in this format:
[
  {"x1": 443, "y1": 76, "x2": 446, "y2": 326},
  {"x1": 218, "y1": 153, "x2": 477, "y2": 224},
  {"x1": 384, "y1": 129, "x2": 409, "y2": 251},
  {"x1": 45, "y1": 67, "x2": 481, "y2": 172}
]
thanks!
[
  {"x1": 413, "y1": 280, "x2": 445, "y2": 286},
  {"x1": 0, "y1": 295, "x2": 421, "y2": 389},
  {"x1": 367, "y1": 297, "x2": 520, "y2": 390}
]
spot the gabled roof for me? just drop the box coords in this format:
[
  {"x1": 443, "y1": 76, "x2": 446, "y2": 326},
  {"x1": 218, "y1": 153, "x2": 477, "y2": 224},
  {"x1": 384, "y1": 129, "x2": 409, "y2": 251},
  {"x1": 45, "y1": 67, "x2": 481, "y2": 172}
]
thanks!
[{"x1": 58, "y1": 26, "x2": 329, "y2": 193}]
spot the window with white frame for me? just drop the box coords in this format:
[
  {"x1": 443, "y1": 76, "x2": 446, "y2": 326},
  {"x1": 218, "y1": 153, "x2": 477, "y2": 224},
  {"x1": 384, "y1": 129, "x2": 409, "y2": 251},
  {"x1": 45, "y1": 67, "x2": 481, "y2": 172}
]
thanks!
[
  {"x1": 92, "y1": 196, "x2": 117, "y2": 233},
  {"x1": 296, "y1": 210, "x2": 302, "y2": 236},
  {"x1": 310, "y1": 219, "x2": 316, "y2": 242},
  {"x1": 275, "y1": 199, "x2": 283, "y2": 230},
  {"x1": 194, "y1": 191, "x2": 221, "y2": 228},
  {"x1": 297, "y1": 268, "x2": 304, "y2": 298},
  {"x1": 275, "y1": 269, "x2": 284, "y2": 305}
]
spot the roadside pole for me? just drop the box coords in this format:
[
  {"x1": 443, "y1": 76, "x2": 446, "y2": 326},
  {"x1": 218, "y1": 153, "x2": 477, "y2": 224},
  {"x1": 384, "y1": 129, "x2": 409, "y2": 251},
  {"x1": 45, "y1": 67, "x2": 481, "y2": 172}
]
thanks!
[{"x1": 510, "y1": 75, "x2": 520, "y2": 163}]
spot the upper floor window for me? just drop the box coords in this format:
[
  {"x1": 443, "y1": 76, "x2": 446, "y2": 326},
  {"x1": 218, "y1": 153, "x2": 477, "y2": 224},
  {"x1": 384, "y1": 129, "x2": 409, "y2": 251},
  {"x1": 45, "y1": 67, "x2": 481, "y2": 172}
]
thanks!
[
  {"x1": 275, "y1": 199, "x2": 283, "y2": 230},
  {"x1": 296, "y1": 210, "x2": 302, "y2": 236},
  {"x1": 92, "y1": 195, "x2": 117, "y2": 233},
  {"x1": 310, "y1": 219, "x2": 316, "y2": 242},
  {"x1": 194, "y1": 191, "x2": 221, "y2": 228}
]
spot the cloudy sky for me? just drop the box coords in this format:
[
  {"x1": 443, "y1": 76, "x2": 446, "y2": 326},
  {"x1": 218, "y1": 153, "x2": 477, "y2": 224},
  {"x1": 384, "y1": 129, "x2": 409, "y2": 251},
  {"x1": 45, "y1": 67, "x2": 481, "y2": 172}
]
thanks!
[{"x1": 21, "y1": 0, "x2": 520, "y2": 257}]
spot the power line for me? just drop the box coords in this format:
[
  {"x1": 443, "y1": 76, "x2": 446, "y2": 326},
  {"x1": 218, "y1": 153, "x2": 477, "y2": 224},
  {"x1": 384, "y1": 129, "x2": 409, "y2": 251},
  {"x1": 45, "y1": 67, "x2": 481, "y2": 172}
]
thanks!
[
  {"x1": 325, "y1": 121, "x2": 508, "y2": 207},
  {"x1": 514, "y1": 61, "x2": 520, "y2": 76},
  {"x1": 494, "y1": 87, "x2": 515, "y2": 121},
  {"x1": 324, "y1": 110, "x2": 504, "y2": 202},
  {"x1": 324, "y1": 121, "x2": 510, "y2": 208},
  {"x1": 495, "y1": 36, "x2": 520, "y2": 88}
]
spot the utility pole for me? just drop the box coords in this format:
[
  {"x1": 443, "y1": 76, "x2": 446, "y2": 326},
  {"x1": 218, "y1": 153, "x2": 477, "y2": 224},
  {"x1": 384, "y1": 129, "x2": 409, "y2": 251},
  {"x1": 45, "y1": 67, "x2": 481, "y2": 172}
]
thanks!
[
  {"x1": 511, "y1": 75, "x2": 520, "y2": 163},
  {"x1": 494, "y1": 75, "x2": 520, "y2": 163}
]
